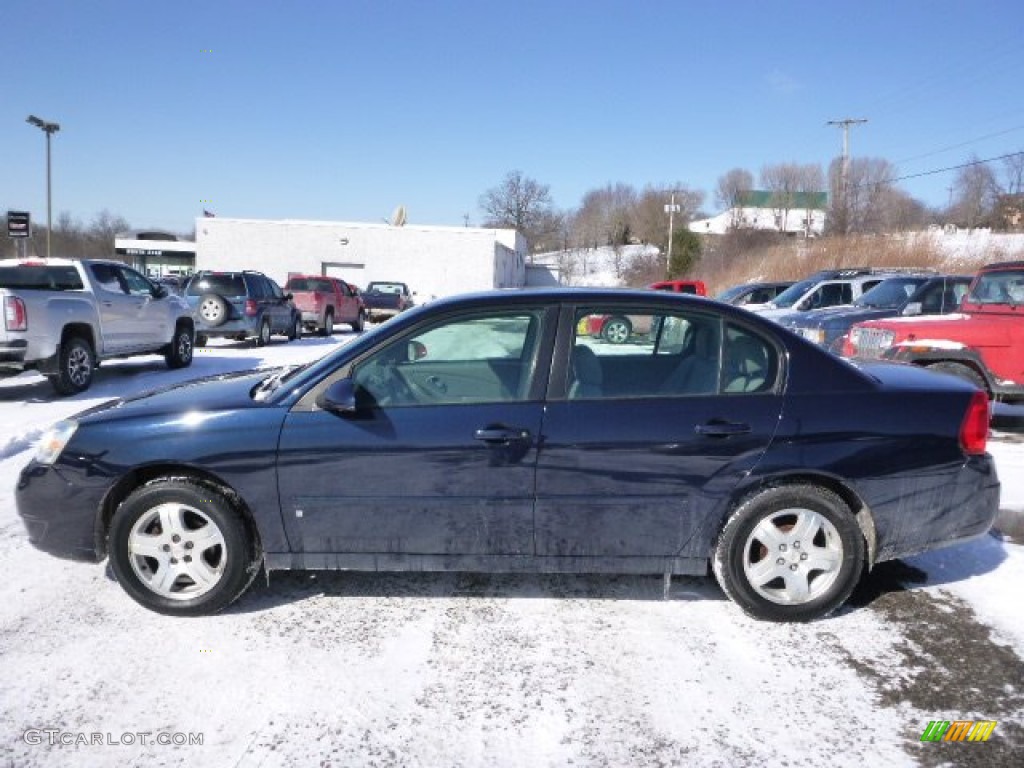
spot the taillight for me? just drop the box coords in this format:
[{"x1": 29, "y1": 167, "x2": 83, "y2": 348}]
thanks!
[
  {"x1": 959, "y1": 390, "x2": 990, "y2": 455},
  {"x1": 244, "y1": 299, "x2": 258, "y2": 317},
  {"x1": 4, "y1": 297, "x2": 27, "y2": 331}
]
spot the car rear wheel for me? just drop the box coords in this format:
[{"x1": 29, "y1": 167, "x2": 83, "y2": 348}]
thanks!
[
  {"x1": 255, "y1": 319, "x2": 271, "y2": 347},
  {"x1": 108, "y1": 479, "x2": 259, "y2": 616},
  {"x1": 197, "y1": 294, "x2": 230, "y2": 327},
  {"x1": 165, "y1": 325, "x2": 194, "y2": 369},
  {"x1": 602, "y1": 316, "x2": 632, "y2": 344},
  {"x1": 712, "y1": 485, "x2": 864, "y2": 622},
  {"x1": 321, "y1": 310, "x2": 334, "y2": 337},
  {"x1": 47, "y1": 336, "x2": 95, "y2": 396}
]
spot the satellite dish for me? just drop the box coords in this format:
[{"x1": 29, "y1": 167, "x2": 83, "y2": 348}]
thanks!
[{"x1": 390, "y1": 205, "x2": 407, "y2": 227}]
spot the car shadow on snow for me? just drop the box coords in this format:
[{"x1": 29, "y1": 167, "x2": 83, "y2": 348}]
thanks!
[{"x1": 222, "y1": 570, "x2": 729, "y2": 614}]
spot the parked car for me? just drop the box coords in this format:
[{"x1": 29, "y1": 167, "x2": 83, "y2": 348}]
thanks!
[
  {"x1": 17, "y1": 288, "x2": 998, "y2": 621},
  {"x1": 0, "y1": 258, "x2": 194, "y2": 395},
  {"x1": 715, "y1": 281, "x2": 794, "y2": 309},
  {"x1": 779, "y1": 274, "x2": 972, "y2": 352},
  {"x1": 579, "y1": 312, "x2": 656, "y2": 344},
  {"x1": 284, "y1": 274, "x2": 366, "y2": 336},
  {"x1": 184, "y1": 270, "x2": 302, "y2": 346},
  {"x1": 649, "y1": 279, "x2": 707, "y2": 295},
  {"x1": 843, "y1": 260, "x2": 1024, "y2": 401},
  {"x1": 752, "y1": 268, "x2": 914, "y2": 320},
  {"x1": 362, "y1": 281, "x2": 414, "y2": 321}
]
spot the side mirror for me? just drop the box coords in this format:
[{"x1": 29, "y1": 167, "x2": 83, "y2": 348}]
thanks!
[
  {"x1": 407, "y1": 340, "x2": 427, "y2": 361},
  {"x1": 902, "y1": 302, "x2": 923, "y2": 317},
  {"x1": 316, "y1": 378, "x2": 357, "y2": 414},
  {"x1": 153, "y1": 286, "x2": 168, "y2": 299},
  {"x1": 796, "y1": 299, "x2": 810, "y2": 311},
  {"x1": 283, "y1": 293, "x2": 293, "y2": 301}
]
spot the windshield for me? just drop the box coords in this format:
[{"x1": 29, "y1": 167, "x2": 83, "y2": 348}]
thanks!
[
  {"x1": 715, "y1": 284, "x2": 750, "y2": 302},
  {"x1": 367, "y1": 282, "x2": 404, "y2": 294},
  {"x1": 854, "y1": 277, "x2": 928, "y2": 309},
  {"x1": 966, "y1": 269, "x2": 1024, "y2": 305},
  {"x1": 770, "y1": 278, "x2": 819, "y2": 308},
  {"x1": 186, "y1": 274, "x2": 246, "y2": 297},
  {"x1": 287, "y1": 277, "x2": 333, "y2": 292}
]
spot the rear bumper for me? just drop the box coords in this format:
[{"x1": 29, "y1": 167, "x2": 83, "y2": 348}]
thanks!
[{"x1": 196, "y1": 318, "x2": 260, "y2": 337}]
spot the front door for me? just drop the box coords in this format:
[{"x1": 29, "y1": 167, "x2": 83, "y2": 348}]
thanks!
[{"x1": 277, "y1": 306, "x2": 554, "y2": 558}]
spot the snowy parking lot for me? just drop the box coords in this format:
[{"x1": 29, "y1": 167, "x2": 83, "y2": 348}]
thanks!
[{"x1": 1, "y1": 332, "x2": 1022, "y2": 767}]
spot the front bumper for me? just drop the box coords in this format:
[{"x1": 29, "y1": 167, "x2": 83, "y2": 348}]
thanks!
[{"x1": 16, "y1": 461, "x2": 107, "y2": 562}]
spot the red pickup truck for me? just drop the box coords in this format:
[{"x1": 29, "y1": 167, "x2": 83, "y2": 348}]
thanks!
[
  {"x1": 649, "y1": 279, "x2": 707, "y2": 295},
  {"x1": 843, "y1": 260, "x2": 1024, "y2": 401},
  {"x1": 284, "y1": 275, "x2": 366, "y2": 336}
]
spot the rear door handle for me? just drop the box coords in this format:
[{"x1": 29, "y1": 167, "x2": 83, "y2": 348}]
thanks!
[
  {"x1": 695, "y1": 421, "x2": 751, "y2": 437},
  {"x1": 474, "y1": 427, "x2": 530, "y2": 443}
]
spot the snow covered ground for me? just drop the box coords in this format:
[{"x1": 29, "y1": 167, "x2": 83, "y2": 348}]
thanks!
[{"x1": 1, "y1": 330, "x2": 1022, "y2": 767}]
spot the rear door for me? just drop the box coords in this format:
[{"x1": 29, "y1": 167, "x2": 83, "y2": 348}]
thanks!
[{"x1": 534, "y1": 304, "x2": 785, "y2": 567}]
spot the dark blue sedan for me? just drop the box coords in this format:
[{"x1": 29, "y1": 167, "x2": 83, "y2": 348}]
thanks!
[{"x1": 16, "y1": 289, "x2": 1000, "y2": 621}]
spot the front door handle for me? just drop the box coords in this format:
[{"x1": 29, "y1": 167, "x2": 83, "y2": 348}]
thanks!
[
  {"x1": 474, "y1": 427, "x2": 531, "y2": 444},
  {"x1": 695, "y1": 421, "x2": 751, "y2": 437}
]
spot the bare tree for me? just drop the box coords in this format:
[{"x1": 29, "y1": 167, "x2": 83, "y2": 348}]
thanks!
[
  {"x1": 715, "y1": 168, "x2": 754, "y2": 227},
  {"x1": 630, "y1": 185, "x2": 703, "y2": 248},
  {"x1": 573, "y1": 183, "x2": 638, "y2": 249},
  {"x1": 949, "y1": 155, "x2": 1000, "y2": 229},
  {"x1": 478, "y1": 170, "x2": 555, "y2": 249},
  {"x1": 760, "y1": 163, "x2": 803, "y2": 232},
  {"x1": 1002, "y1": 152, "x2": 1024, "y2": 197},
  {"x1": 828, "y1": 157, "x2": 908, "y2": 234}
]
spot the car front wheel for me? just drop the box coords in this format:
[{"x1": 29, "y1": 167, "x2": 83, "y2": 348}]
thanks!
[
  {"x1": 165, "y1": 325, "x2": 194, "y2": 369},
  {"x1": 108, "y1": 480, "x2": 259, "y2": 616},
  {"x1": 712, "y1": 485, "x2": 864, "y2": 622}
]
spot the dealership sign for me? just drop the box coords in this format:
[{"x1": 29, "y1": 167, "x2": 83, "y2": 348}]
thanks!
[{"x1": 7, "y1": 211, "x2": 30, "y2": 238}]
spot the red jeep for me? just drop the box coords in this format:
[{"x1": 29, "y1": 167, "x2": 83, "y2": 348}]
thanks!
[
  {"x1": 843, "y1": 260, "x2": 1024, "y2": 401},
  {"x1": 284, "y1": 275, "x2": 366, "y2": 336},
  {"x1": 649, "y1": 279, "x2": 708, "y2": 296}
]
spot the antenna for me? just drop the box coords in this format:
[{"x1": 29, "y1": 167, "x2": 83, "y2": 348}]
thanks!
[{"x1": 390, "y1": 205, "x2": 407, "y2": 227}]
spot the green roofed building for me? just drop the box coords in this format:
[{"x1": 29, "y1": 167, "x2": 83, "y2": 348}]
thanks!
[{"x1": 690, "y1": 190, "x2": 828, "y2": 236}]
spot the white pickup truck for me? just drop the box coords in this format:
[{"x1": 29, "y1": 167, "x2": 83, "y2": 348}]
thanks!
[{"x1": 0, "y1": 258, "x2": 195, "y2": 395}]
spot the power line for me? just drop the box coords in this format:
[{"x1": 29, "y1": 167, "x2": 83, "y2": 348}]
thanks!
[
  {"x1": 895, "y1": 124, "x2": 1024, "y2": 165},
  {"x1": 851, "y1": 150, "x2": 1024, "y2": 191}
]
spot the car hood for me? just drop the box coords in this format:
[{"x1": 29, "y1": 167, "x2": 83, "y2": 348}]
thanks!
[
  {"x1": 789, "y1": 306, "x2": 893, "y2": 328},
  {"x1": 72, "y1": 369, "x2": 278, "y2": 425}
]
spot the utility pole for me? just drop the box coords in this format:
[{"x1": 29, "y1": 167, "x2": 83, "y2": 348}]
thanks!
[
  {"x1": 27, "y1": 115, "x2": 61, "y2": 259},
  {"x1": 664, "y1": 193, "x2": 680, "y2": 275},
  {"x1": 827, "y1": 118, "x2": 867, "y2": 234}
]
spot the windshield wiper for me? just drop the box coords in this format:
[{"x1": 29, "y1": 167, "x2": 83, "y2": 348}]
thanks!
[{"x1": 252, "y1": 364, "x2": 303, "y2": 400}]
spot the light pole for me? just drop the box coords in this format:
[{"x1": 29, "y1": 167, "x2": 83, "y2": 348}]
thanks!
[
  {"x1": 26, "y1": 115, "x2": 61, "y2": 259},
  {"x1": 664, "y1": 193, "x2": 680, "y2": 275}
]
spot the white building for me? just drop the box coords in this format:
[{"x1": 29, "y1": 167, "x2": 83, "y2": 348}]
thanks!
[
  {"x1": 689, "y1": 191, "x2": 827, "y2": 237},
  {"x1": 194, "y1": 217, "x2": 527, "y2": 300}
]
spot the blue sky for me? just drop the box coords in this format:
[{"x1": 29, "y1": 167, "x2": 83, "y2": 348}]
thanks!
[{"x1": 4, "y1": 0, "x2": 1023, "y2": 234}]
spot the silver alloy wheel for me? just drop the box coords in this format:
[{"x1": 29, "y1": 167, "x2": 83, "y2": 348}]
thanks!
[
  {"x1": 741, "y1": 507, "x2": 843, "y2": 605},
  {"x1": 127, "y1": 502, "x2": 227, "y2": 601},
  {"x1": 67, "y1": 346, "x2": 91, "y2": 387},
  {"x1": 260, "y1": 321, "x2": 271, "y2": 345},
  {"x1": 603, "y1": 320, "x2": 630, "y2": 344}
]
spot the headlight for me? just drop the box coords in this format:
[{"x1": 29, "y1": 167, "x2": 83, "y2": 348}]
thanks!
[{"x1": 35, "y1": 420, "x2": 78, "y2": 465}]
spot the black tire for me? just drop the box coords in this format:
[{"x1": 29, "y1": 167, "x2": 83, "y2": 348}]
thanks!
[
  {"x1": 195, "y1": 333, "x2": 208, "y2": 347},
  {"x1": 602, "y1": 316, "x2": 632, "y2": 344},
  {"x1": 712, "y1": 485, "x2": 865, "y2": 622},
  {"x1": 47, "y1": 336, "x2": 95, "y2": 396},
  {"x1": 255, "y1": 318, "x2": 271, "y2": 347},
  {"x1": 287, "y1": 314, "x2": 302, "y2": 342},
  {"x1": 352, "y1": 310, "x2": 365, "y2": 333},
  {"x1": 927, "y1": 361, "x2": 988, "y2": 394},
  {"x1": 320, "y1": 310, "x2": 334, "y2": 337},
  {"x1": 165, "y1": 324, "x2": 194, "y2": 369},
  {"x1": 108, "y1": 479, "x2": 259, "y2": 616},
  {"x1": 197, "y1": 293, "x2": 231, "y2": 327}
]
